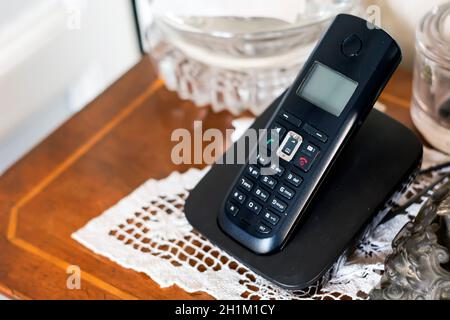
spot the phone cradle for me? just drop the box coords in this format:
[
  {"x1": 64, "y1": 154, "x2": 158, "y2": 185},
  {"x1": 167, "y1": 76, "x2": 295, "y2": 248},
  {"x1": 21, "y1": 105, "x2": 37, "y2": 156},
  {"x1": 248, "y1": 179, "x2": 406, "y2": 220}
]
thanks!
[{"x1": 185, "y1": 95, "x2": 422, "y2": 290}]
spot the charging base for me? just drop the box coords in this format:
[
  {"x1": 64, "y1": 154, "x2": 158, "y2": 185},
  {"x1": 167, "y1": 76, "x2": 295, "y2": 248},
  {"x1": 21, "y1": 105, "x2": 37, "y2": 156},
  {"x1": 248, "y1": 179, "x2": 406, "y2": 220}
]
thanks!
[{"x1": 185, "y1": 96, "x2": 423, "y2": 290}]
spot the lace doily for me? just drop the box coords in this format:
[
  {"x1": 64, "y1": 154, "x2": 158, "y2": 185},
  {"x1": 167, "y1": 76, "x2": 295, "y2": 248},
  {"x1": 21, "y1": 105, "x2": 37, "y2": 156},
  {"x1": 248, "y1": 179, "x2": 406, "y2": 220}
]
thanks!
[
  {"x1": 72, "y1": 111, "x2": 449, "y2": 300},
  {"x1": 73, "y1": 145, "x2": 450, "y2": 300}
]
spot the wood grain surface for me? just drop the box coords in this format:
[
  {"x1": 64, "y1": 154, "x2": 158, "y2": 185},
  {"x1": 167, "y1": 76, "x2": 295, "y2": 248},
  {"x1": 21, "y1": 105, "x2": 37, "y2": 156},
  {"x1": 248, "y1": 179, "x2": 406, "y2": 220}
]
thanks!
[{"x1": 0, "y1": 57, "x2": 418, "y2": 300}]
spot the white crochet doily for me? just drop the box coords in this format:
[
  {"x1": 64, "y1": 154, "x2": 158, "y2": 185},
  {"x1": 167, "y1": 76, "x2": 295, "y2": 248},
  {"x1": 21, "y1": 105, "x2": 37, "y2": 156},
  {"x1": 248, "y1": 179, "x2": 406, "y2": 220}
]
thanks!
[
  {"x1": 73, "y1": 110, "x2": 450, "y2": 300},
  {"x1": 73, "y1": 146, "x2": 449, "y2": 300}
]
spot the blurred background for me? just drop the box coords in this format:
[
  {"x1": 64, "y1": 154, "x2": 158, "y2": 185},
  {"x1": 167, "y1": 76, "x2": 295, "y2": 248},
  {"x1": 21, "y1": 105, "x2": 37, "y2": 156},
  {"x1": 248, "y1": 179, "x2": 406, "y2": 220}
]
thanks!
[{"x1": 0, "y1": 0, "x2": 448, "y2": 175}]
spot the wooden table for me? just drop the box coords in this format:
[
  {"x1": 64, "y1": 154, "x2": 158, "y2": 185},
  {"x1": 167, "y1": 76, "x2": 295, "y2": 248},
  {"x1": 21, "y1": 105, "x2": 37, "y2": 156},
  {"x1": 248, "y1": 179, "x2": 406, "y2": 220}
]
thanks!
[{"x1": 0, "y1": 58, "x2": 417, "y2": 300}]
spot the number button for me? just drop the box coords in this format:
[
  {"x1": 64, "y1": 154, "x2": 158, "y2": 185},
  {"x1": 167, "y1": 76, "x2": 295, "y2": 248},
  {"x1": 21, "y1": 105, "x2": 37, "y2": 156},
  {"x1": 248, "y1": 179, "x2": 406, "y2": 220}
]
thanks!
[
  {"x1": 253, "y1": 187, "x2": 270, "y2": 202},
  {"x1": 260, "y1": 176, "x2": 277, "y2": 190},
  {"x1": 226, "y1": 201, "x2": 240, "y2": 216},
  {"x1": 246, "y1": 165, "x2": 260, "y2": 179},
  {"x1": 239, "y1": 177, "x2": 253, "y2": 192},
  {"x1": 277, "y1": 185, "x2": 295, "y2": 200},
  {"x1": 263, "y1": 211, "x2": 280, "y2": 226},
  {"x1": 231, "y1": 189, "x2": 246, "y2": 204},
  {"x1": 269, "y1": 163, "x2": 285, "y2": 177},
  {"x1": 270, "y1": 198, "x2": 288, "y2": 213},
  {"x1": 246, "y1": 199, "x2": 262, "y2": 215},
  {"x1": 285, "y1": 172, "x2": 303, "y2": 187}
]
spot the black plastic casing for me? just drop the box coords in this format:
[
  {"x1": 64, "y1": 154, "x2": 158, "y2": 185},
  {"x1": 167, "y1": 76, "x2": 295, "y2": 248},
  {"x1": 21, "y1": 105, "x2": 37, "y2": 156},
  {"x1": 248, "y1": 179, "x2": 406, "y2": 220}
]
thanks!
[
  {"x1": 218, "y1": 14, "x2": 402, "y2": 254},
  {"x1": 186, "y1": 98, "x2": 422, "y2": 290}
]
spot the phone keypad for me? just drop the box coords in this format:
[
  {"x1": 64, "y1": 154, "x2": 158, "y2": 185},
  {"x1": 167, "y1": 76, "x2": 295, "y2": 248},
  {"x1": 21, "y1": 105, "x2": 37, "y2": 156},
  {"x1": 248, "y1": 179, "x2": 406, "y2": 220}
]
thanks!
[
  {"x1": 257, "y1": 223, "x2": 272, "y2": 234},
  {"x1": 246, "y1": 200, "x2": 263, "y2": 215},
  {"x1": 225, "y1": 110, "x2": 324, "y2": 238},
  {"x1": 226, "y1": 202, "x2": 240, "y2": 216},
  {"x1": 277, "y1": 185, "x2": 295, "y2": 200},
  {"x1": 246, "y1": 165, "x2": 260, "y2": 179},
  {"x1": 263, "y1": 211, "x2": 280, "y2": 226},
  {"x1": 270, "y1": 198, "x2": 288, "y2": 213},
  {"x1": 269, "y1": 163, "x2": 285, "y2": 176},
  {"x1": 239, "y1": 177, "x2": 254, "y2": 192},
  {"x1": 260, "y1": 176, "x2": 278, "y2": 190},
  {"x1": 253, "y1": 187, "x2": 270, "y2": 202},
  {"x1": 231, "y1": 189, "x2": 246, "y2": 204},
  {"x1": 285, "y1": 172, "x2": 303, "y2": 187}
]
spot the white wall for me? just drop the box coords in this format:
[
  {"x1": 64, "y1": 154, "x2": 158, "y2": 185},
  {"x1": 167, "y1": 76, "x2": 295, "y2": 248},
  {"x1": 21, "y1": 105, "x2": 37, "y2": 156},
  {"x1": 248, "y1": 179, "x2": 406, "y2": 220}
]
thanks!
[{"x1": 0, "y1": 0, "x2": 141, "y2": 175}]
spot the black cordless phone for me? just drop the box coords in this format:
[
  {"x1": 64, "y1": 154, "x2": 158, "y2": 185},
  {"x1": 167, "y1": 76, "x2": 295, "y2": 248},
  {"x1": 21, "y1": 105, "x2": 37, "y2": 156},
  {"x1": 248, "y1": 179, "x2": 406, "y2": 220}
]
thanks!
[{"x1": 218, "y1": 14, "x2": 402, "y2": 255}]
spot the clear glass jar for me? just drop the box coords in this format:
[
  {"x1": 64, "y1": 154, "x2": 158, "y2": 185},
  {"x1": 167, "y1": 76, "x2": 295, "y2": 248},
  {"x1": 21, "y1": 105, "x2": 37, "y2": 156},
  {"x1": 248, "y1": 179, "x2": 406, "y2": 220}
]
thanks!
[
  {"x1": 411, "y1": 2, "x2": 450, "y2": 154},
  {"x1": 145, "y1": 0, "x2": 361, "y2": 115}
]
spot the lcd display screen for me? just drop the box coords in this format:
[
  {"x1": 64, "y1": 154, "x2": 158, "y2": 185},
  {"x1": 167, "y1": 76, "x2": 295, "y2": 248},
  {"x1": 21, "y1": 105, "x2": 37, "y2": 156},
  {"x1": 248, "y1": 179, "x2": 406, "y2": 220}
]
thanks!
[{"x1": 297, "y1": 62, "x2": 358, "y2": 117}]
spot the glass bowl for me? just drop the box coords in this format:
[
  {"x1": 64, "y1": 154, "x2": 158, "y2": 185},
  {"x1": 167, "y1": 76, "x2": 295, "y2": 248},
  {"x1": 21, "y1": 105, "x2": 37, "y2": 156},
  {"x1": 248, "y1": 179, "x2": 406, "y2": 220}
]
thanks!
[{"x1": 146, "y1": 0, "x2": 362, "y2": 115}]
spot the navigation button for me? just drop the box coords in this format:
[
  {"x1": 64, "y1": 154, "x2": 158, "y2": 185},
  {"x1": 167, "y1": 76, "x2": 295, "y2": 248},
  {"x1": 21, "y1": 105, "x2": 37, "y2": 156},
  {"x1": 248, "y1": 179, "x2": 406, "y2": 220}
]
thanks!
[
  {"x1": 303, "y1": 124, "x2": 328, "y2": 143},
  {"x1": 280, "y1": 111, "x2": 302, "y2": 127},
  {"x1": 277, "y1": 131, "x2": 303, "y2": 162},
  {"x1": 342, "y1": 34, "x2": 362, "y2": 57},
  {"x1": 282, "y1": 135, "x2": 300, "y2": 156}
]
